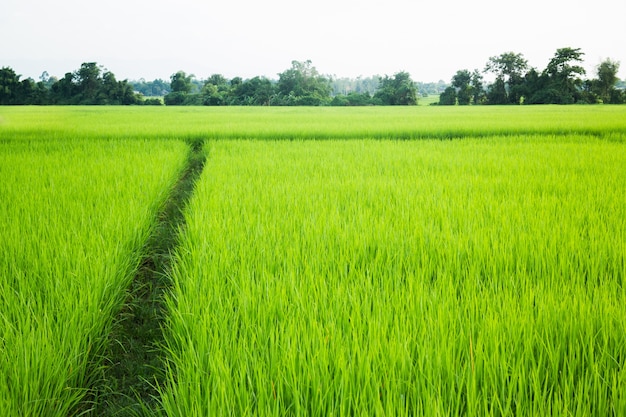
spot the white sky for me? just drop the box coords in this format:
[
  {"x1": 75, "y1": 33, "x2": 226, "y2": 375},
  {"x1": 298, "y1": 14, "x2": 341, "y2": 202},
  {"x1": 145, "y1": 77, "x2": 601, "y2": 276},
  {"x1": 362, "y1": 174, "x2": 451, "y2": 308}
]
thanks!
[{"x1": 1, "y1": 0, "x2": 625, "y2": 82}]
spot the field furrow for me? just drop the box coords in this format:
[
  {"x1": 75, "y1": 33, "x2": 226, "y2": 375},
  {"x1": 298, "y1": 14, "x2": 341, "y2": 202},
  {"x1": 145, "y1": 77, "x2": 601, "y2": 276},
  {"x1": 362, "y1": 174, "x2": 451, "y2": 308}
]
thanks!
[
  {"x1": 0, "y1": 138, "x2": 188, "y2": 416},
  {"x1": 93, "y1": 139, "x2": 206, "y2": 416}
]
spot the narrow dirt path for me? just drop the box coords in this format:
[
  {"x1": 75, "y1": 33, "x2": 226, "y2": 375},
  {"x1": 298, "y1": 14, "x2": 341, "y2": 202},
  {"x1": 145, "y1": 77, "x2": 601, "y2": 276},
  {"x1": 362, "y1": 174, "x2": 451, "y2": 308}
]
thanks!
[{"x1": 90, "y1": 139, "x2": 206, "y2": 416}]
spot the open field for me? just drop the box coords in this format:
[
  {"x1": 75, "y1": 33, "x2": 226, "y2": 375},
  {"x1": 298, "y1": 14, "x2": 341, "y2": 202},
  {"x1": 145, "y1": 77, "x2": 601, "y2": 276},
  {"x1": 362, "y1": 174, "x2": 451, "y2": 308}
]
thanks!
[
  {"x1": 162, "y1": 138, "x2": 626, "y2": 415},
  {"x1": 0, "y1": 137, "x2": 188, "y2": 415},
  {"x1": 1, "y1": 105, "x2": 625, "y2": 415},
  {"x1": 1, "y1": 105, "x2": 626, "y2": 141}
]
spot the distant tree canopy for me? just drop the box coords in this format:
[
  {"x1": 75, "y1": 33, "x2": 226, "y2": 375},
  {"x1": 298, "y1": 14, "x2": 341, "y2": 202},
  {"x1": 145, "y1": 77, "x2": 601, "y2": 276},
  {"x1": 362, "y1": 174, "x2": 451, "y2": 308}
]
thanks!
[
  {"x1": 374, "y1": 72, "x2": 418, "y2": 105},
  {"x1": 161, "y1": 61, "x2": 419, "y2": 106},
  {"x1": 274, "y1": 60, "x2": 331, "y2": 105},
  {"x1": 1, "y1": 62, "x2": 142, "y2": 105},
  {"x1": 439, "y1": 47, "x2": 625, "y2": 105},
  {"x1": 591, "y1": 58, "x2": 622, "y2": 104},
  {"x1": 0, "y1": 60, "x2": 421, "y2": 106},
  {"x1": 0, "y1": 67, "x2": 49, "y2": 105},
  {"x1": 1, "y1": 52, "x2": 623, "y2": 106}
]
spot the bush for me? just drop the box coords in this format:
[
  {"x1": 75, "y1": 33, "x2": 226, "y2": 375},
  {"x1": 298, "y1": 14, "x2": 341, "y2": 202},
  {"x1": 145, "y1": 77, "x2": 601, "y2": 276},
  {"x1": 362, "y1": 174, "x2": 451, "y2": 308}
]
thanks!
[{"x1": 143, "y1": 98, "x2": 163, "y2": 106}]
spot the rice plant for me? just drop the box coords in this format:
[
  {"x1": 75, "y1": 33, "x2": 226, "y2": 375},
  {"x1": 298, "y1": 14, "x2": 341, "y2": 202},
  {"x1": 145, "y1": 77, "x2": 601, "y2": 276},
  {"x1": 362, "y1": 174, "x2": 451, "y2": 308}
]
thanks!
[
  {"x1": 0, "y1": 138, "x2": 188, "y2": 416},
  {"x1": 1, "y1": 105, "x2": 625, "y2": 415},
  {"x1": 1, "y1": 105, "x2": 625, "y2": 141},
  {"x1": 162, "y1": 138, "x2": 626, "y2": 416}
]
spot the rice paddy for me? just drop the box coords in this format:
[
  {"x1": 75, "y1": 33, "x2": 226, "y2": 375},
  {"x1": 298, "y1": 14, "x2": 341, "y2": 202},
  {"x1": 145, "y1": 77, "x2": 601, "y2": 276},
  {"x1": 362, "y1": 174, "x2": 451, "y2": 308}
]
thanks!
[
  {"x1": 0, "y1": 105, "x2": 625, "y2": 415},
  {"x1": 0, "y1": 137, "x2": 188, "y2": 415},
  {"x1": 161, "y1": 137, "x2": 626, "y2": 416}
]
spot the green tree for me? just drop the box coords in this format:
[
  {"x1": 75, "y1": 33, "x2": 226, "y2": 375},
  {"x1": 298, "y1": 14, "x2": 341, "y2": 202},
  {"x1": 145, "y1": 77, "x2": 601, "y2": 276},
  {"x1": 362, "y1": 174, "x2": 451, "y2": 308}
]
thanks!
[
  {"x1": 0, "y1": 67, "x2": 21, "y2": 104},
  {"x1": 594, "y1": 58, "x2": 621, "y2": 103},
  {"x1": 231, "y1": 76, "x2": 275, "y2": 105},
  {"x1": 485, "y1": 52, "x2": 528, "y2": 104},
  {"x1": 471, "y1": 70, "x2": 486, "y2": 104},
  {"x1": 438, "y1": 86, "x2": 457, "y2": 105},
  {"x1": 51, "y1": 72, "x2": 78, "y2": 104},
  {"x1": 485, "y1": 52, "x2": 528, "y2": 80},
  {"x1": 132, "y1": 78, "x2": 170, "y2": 96},
  {"x1": 543, "y1": 47, "x2": 586, "y2": 103},
  {"x1": 101, "y1": 71, "x2": 120, "y2": 104},
  {"x1": 170, "y1": 71, "x2": 193, "y2": 93},
  {"x1": 486, "y1": 77, "x2": 508, "y2": 105},
  {"x1": 47, "y1": 63, "x2": 140, "y2": 105},
  {"x1": 165, "y1": 71, "x2": 195, "y2": 105},
  {"x1": 374, "y1": 71, "x2": 417, "y2": 105},
  {"x1": 276, "y1": 60, "x2": 331, "y2": 105},
  {"x1": 19, "y1": 78, "x2": 49, "y2": 104},
  {"x1": 75, "y1": 62, "x2": 103, "y2": 104},
  {"x1": 201, "y1": 74, "x2": 230, "y2": 105},
  {"x1": 451, "y1": 70, "x2": 472, "y2": 105},
  {"x1": 330, "y1": 92, "x2": 373, "y2": 106}
]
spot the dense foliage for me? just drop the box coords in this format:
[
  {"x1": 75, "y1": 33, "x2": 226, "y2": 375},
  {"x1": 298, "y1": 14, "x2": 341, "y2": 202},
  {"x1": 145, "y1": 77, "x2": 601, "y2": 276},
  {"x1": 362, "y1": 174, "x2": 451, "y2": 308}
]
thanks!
[
  {"x1": 440, "y1": 47, "x2": 625, "y2": 105},
  {"x1": 162, "y1": 61, "x2": 419, "y2": 106},
  {"x1": 0, "y1": 60, "x2": 418, "y2": 106},
  {"x1": 0, "y1": 63, "x2": 141, "y2": 105},
  {"x1": 1, "y1": 48, "x2": 624, "y2": 106}
]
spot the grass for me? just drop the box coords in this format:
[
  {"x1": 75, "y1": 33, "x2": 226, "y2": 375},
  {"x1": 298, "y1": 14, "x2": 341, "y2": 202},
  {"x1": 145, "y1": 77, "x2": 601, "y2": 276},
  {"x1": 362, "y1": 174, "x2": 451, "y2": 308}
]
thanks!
[
  {"x1": 418, "y1": 94, "x2": 440, "y2": 106},
  {"x1": 1, "y1": 105, "x2": 626, "y2": 141},
  {"x1": 0, "y1": 138, "x2": 188, "y2": 416},
  {"x1": 1, "y1": 105, "x2": 625, "y2": 415},
  {"x1": 161, "y1": 138, "x2": 626, "y2": 416},
  {"x1": 92, "y1": 139, "x2": 206, "y2": 416}
]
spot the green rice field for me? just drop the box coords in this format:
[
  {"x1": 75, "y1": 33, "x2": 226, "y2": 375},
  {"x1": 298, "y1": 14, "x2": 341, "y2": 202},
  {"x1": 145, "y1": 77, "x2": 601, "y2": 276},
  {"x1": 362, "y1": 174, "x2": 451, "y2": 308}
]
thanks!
[
  {"x1": 0, "y1": 137, "x2": 188, "y2": 415},
  {"x1": 1, "y1": 106, "x2": 625, "y2": 416}
]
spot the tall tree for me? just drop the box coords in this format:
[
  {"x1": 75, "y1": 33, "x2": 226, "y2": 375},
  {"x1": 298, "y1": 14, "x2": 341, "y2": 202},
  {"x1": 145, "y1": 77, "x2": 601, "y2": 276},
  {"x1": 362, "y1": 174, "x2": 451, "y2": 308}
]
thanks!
[
  {"x1": 276, "y1": 60, "x2": 331, "y2": 105},
  {"x1": 0, "y1": 67, "x2": 21, "y2": 104},
  {"x1": 101, "y1": 71, "x2": 120, "y2": 104},
  {"x1": 51, "y1": 72, "x2": 78, "y2": 104},
  {"x1": 75, "y1": 62, "x2": 102, "y2": 104},
  {"x1": 165, "y1": 71, "x2": 195, "y2": 105},
  {"x1": 595, "y1": 58, "x2": 621, "y2": 103},
  {"x1": 485, "y1": 52, "x2": 528, "y2": 104},
  {"x1": 543, "y1": 47, "x2": 586, "y2": 103},
  {"x1": 471, "y1": 70, "x2": 486, "y2": 105},
  {"x1": 487, "y1": 77, "x2": 508, "y2": 105},
  {"x1": 170, "y1": 71, "x2": 193, "y2": 93},
  {"x1": 438, "y1": 86, "x2": 457, "y2": 105},
  {"x1": 374, "y1": 71, "x2": 417, "y2": 105},
  {"x1": 451, "y1": 70, "x2": 472, "y2": 105},
  {"x1": 485, "y1": 52, "x2": 528, "y2": 81},
  {"x1": 231, "y1": 76, "x2": 275, "y2": 105},
  {"x1": 201, "y1": 74, "x2": 230, "y2": 105},
  {"x1": 19, "y1": 78, "x2": 49, "y2": 104}
]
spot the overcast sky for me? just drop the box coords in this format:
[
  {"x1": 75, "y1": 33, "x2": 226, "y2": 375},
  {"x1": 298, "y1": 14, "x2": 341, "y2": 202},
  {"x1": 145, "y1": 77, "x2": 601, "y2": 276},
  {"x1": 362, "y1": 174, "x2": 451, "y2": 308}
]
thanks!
[{"x1": 2, "y1": 0, "x2": 625, "y2": 83}]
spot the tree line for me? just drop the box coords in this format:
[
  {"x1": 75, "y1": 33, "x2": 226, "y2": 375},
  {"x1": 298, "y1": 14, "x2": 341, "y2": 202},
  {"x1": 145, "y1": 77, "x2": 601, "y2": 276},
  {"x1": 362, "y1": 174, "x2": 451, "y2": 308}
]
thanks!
[
  {"x1": 0, "y1": 63, "x2": 144, "y2": 105},
  {"x1": 1, "y1": 50, "x2": 624, "y2": 106},
  {"x1": 0, "y1": 60, "x2": 418, "y2": 106},
  {"x1": 163, "y1": 60, "x2": 419, "y2": 106},
  {"x1": 439, "y1": 47, "x2": 625, "y2": 105}
]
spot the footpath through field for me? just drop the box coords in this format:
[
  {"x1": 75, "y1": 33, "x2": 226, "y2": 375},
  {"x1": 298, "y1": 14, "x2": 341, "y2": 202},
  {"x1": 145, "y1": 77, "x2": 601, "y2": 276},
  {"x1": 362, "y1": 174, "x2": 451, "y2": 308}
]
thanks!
[{"x1": 91, "y1": 139, "x2": 206, "y2": 415}]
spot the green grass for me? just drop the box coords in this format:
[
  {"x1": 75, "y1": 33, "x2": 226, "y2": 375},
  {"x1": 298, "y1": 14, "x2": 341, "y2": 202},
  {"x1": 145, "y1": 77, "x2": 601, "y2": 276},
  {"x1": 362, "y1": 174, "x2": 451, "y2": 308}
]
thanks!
[
  {"x1": 1, "y1": 105, "x2": 625, "y2": 415},
  {"x1": 418, "y1": 94, "x2": 441, "y2": 106},
  {"x1": 1, "y1": 105, "x2": 626, "y2": 141},
  {"x1": 0, "y1": 138, "x2": 188, "y2": 416},
  {"x1": 162, "y1": 138, "x2": 626, "y2": 416},
  {"x1": 93, "y1": 139, "x2": 206, "y2": 416}
]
